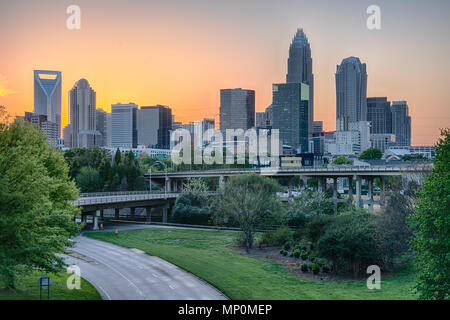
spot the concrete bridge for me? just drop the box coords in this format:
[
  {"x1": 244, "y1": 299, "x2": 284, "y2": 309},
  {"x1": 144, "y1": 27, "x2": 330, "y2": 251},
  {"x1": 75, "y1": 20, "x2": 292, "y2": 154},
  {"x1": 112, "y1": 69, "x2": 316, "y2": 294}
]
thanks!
[{"x1": 147, "y1": 164, "x2": 433, "y2": 213}]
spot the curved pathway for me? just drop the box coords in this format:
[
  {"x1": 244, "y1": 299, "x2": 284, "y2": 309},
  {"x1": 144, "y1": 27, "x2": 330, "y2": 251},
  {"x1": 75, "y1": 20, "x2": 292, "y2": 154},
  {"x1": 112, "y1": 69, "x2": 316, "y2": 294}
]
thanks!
[{"x1": 64, "y1": 236, "x2": 227, "y2": 300}]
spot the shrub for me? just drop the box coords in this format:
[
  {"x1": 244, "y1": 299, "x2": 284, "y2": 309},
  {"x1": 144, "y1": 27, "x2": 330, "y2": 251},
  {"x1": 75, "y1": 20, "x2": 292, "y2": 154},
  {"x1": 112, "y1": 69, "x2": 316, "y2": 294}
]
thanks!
[
  {"x1": 280, "y1": 249, "x2": 288, "y2": 256},
  {"x1": 301, "y1": 263, "x2": 309, "y2": 273},
  {"x1": 259, "y1": 231, "x2": 275, "y2": 247},
  {"x1": 311, "y1": 263, "x2": 320, "y2": 275},
  {"x1": 282, "y1": 242, "x2": 291, "y2": 251},
  {"x1": 292, "y1": 249, "x2": 301, "y2": 259},
  {"x1": 235, "y1": 231, "x2": 253, "y2": 248},
  {"x1": 272, "y1": 226, "x2": 293, "y2": 246},
  {"x1": 300, "y1": 250, "x2": 309, "y2": 261},
  {"x1": 322, "y1": 264, "x2": 331, "y2": 273}
]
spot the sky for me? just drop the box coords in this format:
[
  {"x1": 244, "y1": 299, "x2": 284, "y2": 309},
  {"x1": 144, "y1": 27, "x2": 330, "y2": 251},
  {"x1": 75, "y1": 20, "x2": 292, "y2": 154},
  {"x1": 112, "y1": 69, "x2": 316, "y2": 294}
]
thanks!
[{"x1": 0, "y1": 0, "x2": 449, "y2": 145}]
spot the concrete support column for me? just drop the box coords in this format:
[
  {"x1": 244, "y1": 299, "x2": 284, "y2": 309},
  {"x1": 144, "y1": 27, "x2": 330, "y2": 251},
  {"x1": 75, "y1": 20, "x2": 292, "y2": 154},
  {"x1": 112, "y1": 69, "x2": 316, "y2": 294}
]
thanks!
[
  {"x1": 219, "y1": 175, "x2": 224, "y2": 190},
  {"x1": 317, "y1": 177, "x2": 323, "y2": 192},
  {"x1": 333, "y1": 178, "x2": 338, "y2": 215},
  {"x1": 93, "y1": 210, "x2": 100, "y2": 230},
  {"x1": 130, "y1": 207, "x2": 135, "y2": 217},
  {"x1": 288, "y1": 178, "x2": 293, "y2": 198},
  {"x1": 356, "y1": 176, "x2": 362, "y2": 210},
  {"x1": 368, "y1": 177, "x2": 374, "y2": 213},
  {"x1": 166, "y1": 178, "x2": 171, "y2": 193},
  {"x1": 145, "y1": 207, "x2": 152, "y2": 222},
  {"x1": 380, "y1": 176, "x2": 386, "y2": 208},
  {"x1": 301, "y1": 176, "x2": 308, "y2": 190},
  {"x1": 162, "y1": 207, "x2": 168, "y2": 223},
  {"x1": 348, "y1": 176, "x2": 353, "y2": 211},
  {"x1": 114, "y1": 208, "x2": 120, "y2": 219}
]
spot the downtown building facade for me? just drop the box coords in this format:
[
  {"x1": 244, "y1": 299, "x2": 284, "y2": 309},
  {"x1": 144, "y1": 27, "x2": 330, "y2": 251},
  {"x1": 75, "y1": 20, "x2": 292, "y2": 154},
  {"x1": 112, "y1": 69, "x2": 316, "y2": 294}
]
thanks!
[
  {"x1": 68, "y1": 79, "x2": 101, "y2": 148},
  {"x1": 367, "y1": 97, "x2": 395, "y2": 152},
  {"x1": 111, "y1": 103, "x2": 138, "y2": 148},
  {"x1": 219, "y1": 88, "x2": 255, "y2": 134},
  {"x1": 137, "y1": 105, "x2": 172, "y2": 149},
  {"x1": 271, "y1": 83, "x2": 309, "y2": 153},
  {"x1": 391, "y1": 101, "x2": 411, "y2": 147},
  {"x1": 33, "y1": 70, "x2": 62, "y2": 145}
]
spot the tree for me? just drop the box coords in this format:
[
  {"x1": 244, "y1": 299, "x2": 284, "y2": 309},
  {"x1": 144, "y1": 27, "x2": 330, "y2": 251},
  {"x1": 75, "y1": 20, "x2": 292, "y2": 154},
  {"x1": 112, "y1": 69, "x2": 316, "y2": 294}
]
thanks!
[
  {"x1": 75, "y1": 167, "x2": 102, "y2": 193},
  {"x1": 410, "y1": 128, "x2": 450, "y2": 300},
  {"x1": 288, "y1": 189, "x2": 333, "y2": 226},
  {"x1": 212, "y1": 174, "x2": 286, "y2": 253},
  {"x1": 332, "y1": 156, "x2": 352, "y2": 165},
  {"x1": 0, "y1": 111, "x2": 80, "y2": 289},
  {"x1": 359, "y1": 148, "x2": 383, "y2": 160},
  {"x1": 171, "y1": 179, "x2": 211, "y2": 225},
  {"x1": 114, "y1": 148, "x2": 122, "y2": 166}
]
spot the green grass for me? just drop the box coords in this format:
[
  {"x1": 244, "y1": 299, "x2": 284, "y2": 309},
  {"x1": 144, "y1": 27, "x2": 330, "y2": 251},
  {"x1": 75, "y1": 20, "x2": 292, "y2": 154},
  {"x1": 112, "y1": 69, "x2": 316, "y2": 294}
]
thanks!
[
  {"x1": 0, "y1": 271, "x2": 101, "y2": 300},
  {"x1": 86, "y1": 228, "x2": 417, "y2": 300}
]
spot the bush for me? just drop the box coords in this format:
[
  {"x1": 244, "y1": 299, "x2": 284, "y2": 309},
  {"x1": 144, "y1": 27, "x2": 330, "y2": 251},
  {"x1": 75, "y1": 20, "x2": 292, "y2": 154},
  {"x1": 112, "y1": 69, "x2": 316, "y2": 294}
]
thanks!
[
  {"x1": 322, "y1": 264, "x2": 331, "y2": 273},
  {"x1": 259, "y1": 231, "x2": 275, "y2": 247},
  {"x1": 280, "y1": 249, "x2": 288, "y2": 256},
  {"x1": 171, "y1": 180, "x2": 211, "y2": 225},
  {"x1": 315, "y1": 214, "x2": 382, "y2": 277},
  {"x1": 292, "y1": 248, "x2": 301, "y2": 259},
  {"x1": 301, "y1": 263, "x2": 309, "y2": 273},
  {"x1": 311, "y1": 263, "x2": 320, "y2": 275},
  {"x1": 272, "y1": 226, "x2": 293, "y2": 246},
  {"x1": 282, "y1": 243, "x2": 291, "y2": 251},
  {"x1": 300, "y1": 250, "x2": 309, "y2": 261},
  {"x1": 235, "y1": 231, "x2": 253, "y2": 248}
]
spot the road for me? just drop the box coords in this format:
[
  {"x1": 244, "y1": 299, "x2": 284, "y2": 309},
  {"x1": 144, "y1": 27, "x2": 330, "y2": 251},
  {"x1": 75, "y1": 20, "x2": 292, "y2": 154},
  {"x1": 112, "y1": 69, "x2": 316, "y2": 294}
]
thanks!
[{"x1": 64, "y1": 235, "x2": 227, "y2": 300}]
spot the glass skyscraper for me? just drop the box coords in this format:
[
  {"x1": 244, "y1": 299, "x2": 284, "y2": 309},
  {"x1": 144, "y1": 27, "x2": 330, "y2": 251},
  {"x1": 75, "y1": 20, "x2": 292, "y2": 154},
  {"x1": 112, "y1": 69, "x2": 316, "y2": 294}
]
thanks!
[
  {"x1": 271, "y1": 83, "x2": 309, "y2": 153},
  {"x1": 286, "y1": 29, "x2": 314, "y2": 135},
  {"x1": 391, "y1": 101, "x2": 411, "y2": 146},
  {"x1": 335, "y1": 57, "x2": 367, "y2": 131},
  {"x1": 33, "y1": 70, "x2": 62, "y2": 136},
  {"x1": 219, "y1": 88, "x2": 255, "y2": 134}
]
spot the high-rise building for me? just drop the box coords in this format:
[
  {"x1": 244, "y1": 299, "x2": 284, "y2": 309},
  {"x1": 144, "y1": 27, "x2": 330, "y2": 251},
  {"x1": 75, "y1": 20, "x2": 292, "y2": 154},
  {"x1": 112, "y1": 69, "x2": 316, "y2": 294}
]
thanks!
[
  {"x1": 20, "y1": 112, "x2": 59, "y2": 147},
  {"x1": 219, "y1": 88, "x2": 255, "y2": 134},
  {"x1": 69, "y1": 79, "x2": 100, "y2": 148},
  {"x1": 391, "y1": 101, "x2": 411, "y2": 146},
  {"x1": 96, "y1": 109, "x2": 109, "y2": 147},
  {"x1": 137, "y1": 105, "x2": 172, "y2": 149},
  {"x1": 63, "y1": 124, "x2": 72, "y2": 148},
  {"x1": 271, "y1": 83, "x2": 309, "y2": 153},
  {"x1": 312, "y1": 121, "x2": 323, "y2": 133},
  {"x1": 367, "y1": 97, "x2": 392, "y2": 134},
  {"x1": 33, "y1": 70, "x2": 61, "y2": 136},
  {"x1": 335, "y1": 57, "x2": 367, "y2": 131},
  {"x1": 111, "y1": 103, "x2": 138, "y2": 148},
  {"x1": 286, "y1": 28, "x2": 314, "y2": 135}
]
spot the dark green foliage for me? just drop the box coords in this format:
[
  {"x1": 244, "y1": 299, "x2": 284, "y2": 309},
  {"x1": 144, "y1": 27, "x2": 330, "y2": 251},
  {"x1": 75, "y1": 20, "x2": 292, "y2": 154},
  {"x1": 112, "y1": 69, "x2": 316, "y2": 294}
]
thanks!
[
  {"x1": 75, "y1": 167, "x2": 102, "y2": 192},
  {"x1": 171, "y1": 179, "x2": 211, "y2": 225},
  {"x1": 332, "y1": 156, "x2": 352, "y2": 165},
  {"x1": 272, "y1": 226, "x2": 293, "y2": 246},
  {"x1": 280, "y1": 249, "x2": 288, "y2": 256},
  {"x1": 410, "y1": 128, "x2": 450, "y2": 300},
  {"x1": 301, "y1": 263, "x2": 309, "y2": 272},
  {"x1": 292, "y1": 248, "x2": 301, "y2": 259},
  {"x1": 300, "y1": 250, "x2": 309, "y2": 261},
  {"x1": 212, "y1": 174, "x2": 286, "y2": 254},
  {"x1": 311, "y1": 263, "x2": 320, "y2": 275},
  {"x1": 288, "y1": 190, "x2": 334, "y2": 226},
  {"x1": 314, "y1": 214, "x2": 382, "y2": 277},
  {"x1": 359, "y1": 148, "x2": 383, "y2": 160},
  {"x1": 0, "y1": 113, "x2": 80, "y2": 288}
]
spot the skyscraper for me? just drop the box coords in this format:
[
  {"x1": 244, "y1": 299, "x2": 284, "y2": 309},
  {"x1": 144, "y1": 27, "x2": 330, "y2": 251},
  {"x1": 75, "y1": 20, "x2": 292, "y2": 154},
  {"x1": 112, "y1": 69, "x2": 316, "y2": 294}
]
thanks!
[
  {"x1": 367, "y1": 97, "x2": 392, "y2": 134},
  {"x1": 271, "y1": 83, "x2": 309, "y2": 153},
  {"x1": 69, "y1": 79, "x2": 100, "y2": 148},
  {"x1": 96, "y1": 109, "x2": 109, "y2": 147},
  {"x1": 33, "y1": 70, "x2": 61, "y2": 136},
  {"x1": 219, "y1": 89, "x2": 255, "y2": 134},
  {"x1": 137, "y1": 105, "x2": 172, "y2": 149},
  {"x1": 111, "y1": 103, "x2": 138, "y2": 148},
  {"x1": 286, "y1": 28, "x2": 314, "y2": 135},
  {"x1": 335, "y1": 57, "x2": 367, "y2": 131},
  {"x1": 391, "y1": 101, "x2": 411, "y2": 146}
]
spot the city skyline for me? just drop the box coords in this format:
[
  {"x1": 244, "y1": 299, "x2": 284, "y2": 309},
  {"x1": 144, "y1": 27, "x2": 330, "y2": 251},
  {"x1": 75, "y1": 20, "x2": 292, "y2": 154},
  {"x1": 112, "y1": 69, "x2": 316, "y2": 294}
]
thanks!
[{"x1": 1, "y1": 0, "x2": 449, "y2": 145}]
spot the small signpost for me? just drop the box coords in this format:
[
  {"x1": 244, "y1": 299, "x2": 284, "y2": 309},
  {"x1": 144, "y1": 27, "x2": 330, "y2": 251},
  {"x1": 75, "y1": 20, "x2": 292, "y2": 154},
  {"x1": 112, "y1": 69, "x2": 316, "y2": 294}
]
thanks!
[{"x1": 37, "y1": 274, "x2": 52, "y2": 300}]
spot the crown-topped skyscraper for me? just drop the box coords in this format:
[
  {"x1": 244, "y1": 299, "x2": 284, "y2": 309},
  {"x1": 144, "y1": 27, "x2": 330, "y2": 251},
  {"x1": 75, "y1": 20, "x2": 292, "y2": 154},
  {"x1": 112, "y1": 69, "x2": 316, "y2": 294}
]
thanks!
[{"x1": 286, "y1": 28, "x2": 314, "y2": 136}]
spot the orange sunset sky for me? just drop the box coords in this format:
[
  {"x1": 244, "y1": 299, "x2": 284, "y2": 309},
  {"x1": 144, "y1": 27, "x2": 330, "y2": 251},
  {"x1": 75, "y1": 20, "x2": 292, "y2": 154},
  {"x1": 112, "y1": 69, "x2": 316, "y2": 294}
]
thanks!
[{"x1": 1, "y1": 0, "x2": 449, "y2": 145}]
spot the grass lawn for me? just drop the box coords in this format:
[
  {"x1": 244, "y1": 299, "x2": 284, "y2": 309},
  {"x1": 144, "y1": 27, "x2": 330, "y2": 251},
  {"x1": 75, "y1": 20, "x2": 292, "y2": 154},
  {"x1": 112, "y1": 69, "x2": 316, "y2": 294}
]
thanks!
[
  {"x1": 0, "y1": 270, "x2": 101, "y2": 300},
  {"x1": 86, "y1": 228, "x2": 417, "y2": 300}
]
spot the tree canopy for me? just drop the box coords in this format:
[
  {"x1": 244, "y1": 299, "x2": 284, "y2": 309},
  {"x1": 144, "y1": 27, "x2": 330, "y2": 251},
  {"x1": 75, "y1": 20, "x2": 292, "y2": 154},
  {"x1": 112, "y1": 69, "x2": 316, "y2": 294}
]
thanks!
[
  {"x1": 0, "y1": 108, "x2": 80, "y2": 288},
  {"x1": 359, "y1": 148, "x2": 383, "y2": 160},
  {"x1": 332, "y1": 156, "x2": 353, "y2": 165},
  {"x1": 410, "y1": 128, "x2": 450, "y2": 300}
]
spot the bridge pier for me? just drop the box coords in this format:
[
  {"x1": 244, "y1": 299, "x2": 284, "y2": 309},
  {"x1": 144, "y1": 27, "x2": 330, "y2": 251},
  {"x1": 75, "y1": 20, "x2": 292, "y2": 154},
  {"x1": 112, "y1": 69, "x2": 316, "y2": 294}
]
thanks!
[
  {"x1": 348, "y1": 176, "x2": 353, "y2": 211},
  {"x1": 114, "y1": 208, "x2": 120, "y2": 219},
  {"x1": 219, "y1": 175, "x2": 224, "y2": 190},
  {"x1": 332, "y1": 178, "x2": 338, "y2": 214},
  {"x1": 356, "y1": 176, "x2": 362, "y2": 210},
  {"x1": 367, "y1": 177, "x2": 374, "y2": 213},
  {"x1": 301, "y1": 176, "x2": 308, "y2": 190},
  {"x1": 145, "y1": 207, "x2": 153, "y2": 222},
  {"x1": 380, "y1": 176, "x2": 386, "y2": 207},
  {"x1": 162, "y1": 206, "x2": 168, "y2": 223},
  {"x1": 317, "y1": 177, "x2": 325, "y2": 192},
  {"x1": 130, "y1": 207, "x2": 135, "y2": 217}
]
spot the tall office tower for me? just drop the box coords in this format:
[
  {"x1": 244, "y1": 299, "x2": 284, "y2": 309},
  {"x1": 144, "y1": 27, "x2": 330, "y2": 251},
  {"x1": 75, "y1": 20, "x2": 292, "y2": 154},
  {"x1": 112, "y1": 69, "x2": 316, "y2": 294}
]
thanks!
[
  {"x1": 63, "y1": 124, "x2": 72, "y2": 148},
  {"x1": 69, "y1": 79, "x2": 100, "y2": 148},
  {"x1": 312, "y1": 121, "x2": 323, "y2": 133},
  {"x1": 256, "y1": 112, "x2": 268, "y2": 129},
  {"x1": 136, "y1": 105, "x2": 172, "y2": 149},
  {"x1": 271, "y1": 83, "x2": 309, "y2": 153},
  {"x1": 111, "y1": 103, "x2": 138, "y2": 148},
  {"x1": 286, "y1": 29, "x2": 314, "y2": 135},
  {"x1": 219, "y1": 88, "x2": 255, "y2": 134},
  {"x1": 96, "y1": 109, "x2": 109, "y2": 147},
  {"x1": 367, "y1": 97, "x2": 392, "y2": 134},
  {"x1": 33, "y1": 70, "x2": 62, "y2": 136},
  {"x1": 391, "y1": 101, "x2": 411, "y2": 146},
  {"x1": 335, "y1": 57, "x2": 368, "y2": 131}
]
